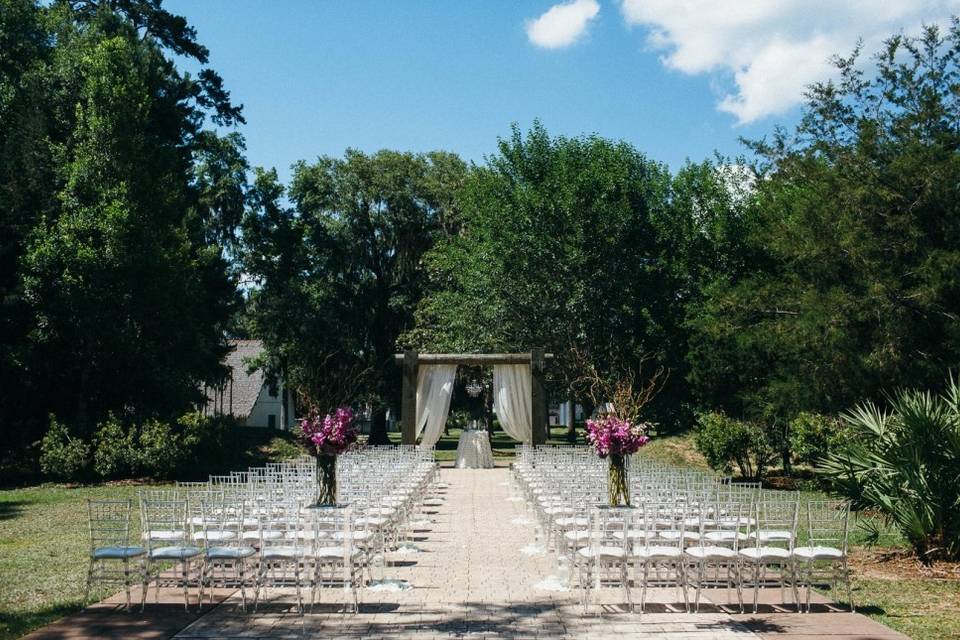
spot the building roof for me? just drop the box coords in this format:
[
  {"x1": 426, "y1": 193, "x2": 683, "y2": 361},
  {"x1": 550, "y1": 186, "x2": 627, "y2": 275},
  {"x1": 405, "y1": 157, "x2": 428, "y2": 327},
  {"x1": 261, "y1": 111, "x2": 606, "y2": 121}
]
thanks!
[{"x1": 205, "y1": 339, "x2": 266, "y2": 420}]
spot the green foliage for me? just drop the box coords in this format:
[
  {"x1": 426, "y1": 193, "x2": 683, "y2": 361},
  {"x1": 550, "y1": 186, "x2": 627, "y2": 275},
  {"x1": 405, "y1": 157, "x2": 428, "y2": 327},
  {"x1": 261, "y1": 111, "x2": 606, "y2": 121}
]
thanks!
[
  {"x1": 242, "y1": 150, "x2": 468, "y2": 443},
  {"x1": 407, "y1": 122, "x2": 697, "y2": 423},
  {"x1": 135, "y1": 419, "x2": 186, "y2": 480},
  {"x1": 820, "y1": 375, "x2": 960, "y2": 560},
  {"x1": 688, "y1": 25, "x2": 960, "y2": 426},
  {"x1": 789, "y1": 412, "x2": 845, "y2": 466},
  {"x1": 91, "y1": 415, "x2": 136, "y2": 479},
  {"x1": 693, "y1": 411, "x2": 774, "y2": 479},
  {"x1": 38, "y1": 416, "x2": 89, "y2": 481},
  {"x1": 1, "y1": 0, "x2": 243, "y2": 459}
]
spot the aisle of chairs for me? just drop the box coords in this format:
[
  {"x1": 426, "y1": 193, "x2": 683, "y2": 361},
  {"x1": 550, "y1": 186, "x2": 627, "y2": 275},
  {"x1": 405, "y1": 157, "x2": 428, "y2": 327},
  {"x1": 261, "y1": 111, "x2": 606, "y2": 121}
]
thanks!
[
  {"x1": 513, "y1": 445, "x2": 854, "y2": 615},
  {"x1": 84, "y1": 446, "x2": 438, "y2": 614}
]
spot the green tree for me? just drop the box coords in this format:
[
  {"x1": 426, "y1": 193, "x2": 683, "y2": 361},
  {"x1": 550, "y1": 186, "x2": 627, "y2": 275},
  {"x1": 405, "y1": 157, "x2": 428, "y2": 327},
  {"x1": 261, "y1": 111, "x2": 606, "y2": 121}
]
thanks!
[
  {"x1": 242, "y1": 150, "x2": 468, "y2": 443},
  {"x1": 408, "y1": 123, "x2": 687, "y2": 428},
  {"x1": 2, "y1": 0, "x2": 244, "y2": 452},
  {"x1": 688, "y1": 25, "x2": 960, "y2": 431}
]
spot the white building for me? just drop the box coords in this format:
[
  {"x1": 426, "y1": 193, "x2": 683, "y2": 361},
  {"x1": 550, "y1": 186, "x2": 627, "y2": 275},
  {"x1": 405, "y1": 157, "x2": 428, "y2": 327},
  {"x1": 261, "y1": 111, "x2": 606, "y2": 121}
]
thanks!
[{"x1": 202, "y1": 339, "x2": 296, "y2": 429}]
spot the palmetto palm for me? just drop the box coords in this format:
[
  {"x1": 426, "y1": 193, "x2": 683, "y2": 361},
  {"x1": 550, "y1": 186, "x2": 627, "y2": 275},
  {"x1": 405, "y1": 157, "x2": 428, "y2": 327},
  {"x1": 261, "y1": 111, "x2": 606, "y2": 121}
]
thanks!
[{"x1": 820, "y1": 375, "x2": 960, "y2": 561}]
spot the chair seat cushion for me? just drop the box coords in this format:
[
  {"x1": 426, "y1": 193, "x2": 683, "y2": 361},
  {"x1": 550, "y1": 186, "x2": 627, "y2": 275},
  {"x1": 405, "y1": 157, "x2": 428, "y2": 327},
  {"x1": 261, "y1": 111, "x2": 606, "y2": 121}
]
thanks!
[
  {"x1": 793, "y1": 545, "x2": 844, "y2": 560},
  {"x1": 555, "y1": 517, "x2": 589, "y2": 527},
  {"x1": 635, "y1": 545, "x2": 682, "y2": 559},
  {"x1": 150, "y1": 545, "x2": 201, "y2": 560},
  {"x1": 704, "y1": 531, "x2": 748, "y2": 542},
  {"x1": 332, "y1": 531, "x2": 373, "y2": 542},
  {"x1": 193, "y1": 531, "x2": 236, "y2": 542},
  {"x1": 206, "y1": 545, "x2": 256, "y2": 559},
  {"x1": 750, "y1": 530, "x2": 794, "y2": 542},
  {"x1": 564, "y1": 530, "x2": 591, "y2": 541},
  {"x1": 576, "y1": 545, "x2": 625, "y2": 559},
  {"x1": 94, "y1": 545, "x2": 146, "y2": 559},
  {"x1": 314, "y1": 546, "x2": 363, "y2": 559},
  {"x1": 659, "y1": 531, "x2": 700, "y2": 541},
  {"x1": 740, "y1": 546, "x2": 792, "y2": 560},
  {"x1": 250, "y1": 530, "x2": 285, "y2": 541},
  {"x1": 145, "y1": 529, "x2": 186, "y2": 541},
  {"x1": 685, "y1": 546, "x2": 738, "y2": 560},
  {"x1": 262, "y1": 546, "x2": 306, "y2": 559},
  {"x1": 612, "y1": 530, "x2": 648, "y2": 539}
]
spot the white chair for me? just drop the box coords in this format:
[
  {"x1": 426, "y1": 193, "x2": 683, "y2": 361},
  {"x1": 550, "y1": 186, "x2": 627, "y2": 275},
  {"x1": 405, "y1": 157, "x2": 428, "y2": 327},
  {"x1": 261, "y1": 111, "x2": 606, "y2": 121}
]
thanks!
[
  {"x1": 309, "y1": 505, "x2": 363, "y2": 613},
  {"x1": 739, "y1": 499, "x2": 800, "y2": 612},
  {"x1": 634, "y1": 501, "x2": 689, "y2": 613},
  {"x1": 253, "y1": 496, "x2": 309, "y2": 613},
  {"x1": 140, "y1": 493, "x2": 202, "y2": 611},
  {"x1": 197, "y1": 497, "x2": 256, "y2": 610},
  {"x1": 684, "y1": 501, "x2": 744, "y2": 612},
  {"x1": 85, "y1": 499, "x2": 146, "y2": 610},
  {"x1": 576, "y1": 505, "x2": 634, "y2": 614},
  {"x1": 793, "y1": 500, "x2": 853, "y2": 612}
]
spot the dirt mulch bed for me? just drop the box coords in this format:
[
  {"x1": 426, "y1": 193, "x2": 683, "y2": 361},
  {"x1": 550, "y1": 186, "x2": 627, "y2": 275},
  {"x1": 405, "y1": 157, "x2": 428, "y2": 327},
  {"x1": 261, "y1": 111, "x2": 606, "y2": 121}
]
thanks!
[{"x1": 850, "y1": 547, "x2": 960, "y2": 581}]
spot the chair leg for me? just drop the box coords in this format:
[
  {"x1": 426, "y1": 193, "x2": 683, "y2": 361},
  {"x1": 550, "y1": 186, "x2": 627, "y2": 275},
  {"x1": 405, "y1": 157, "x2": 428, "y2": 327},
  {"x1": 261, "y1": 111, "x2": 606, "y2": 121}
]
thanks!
[
  {"x1": 640, "y1": 562, "x2": 649, "y2": 615},
  {"x1": 843, "y1": 558, "x2": 855, "y2": 612},
  {"x1": 139, "y1": 558, "x2": 148, "y2": 612},
  {"x1": 679, "y1": 561, "x2": 689, "y2": 612},
  {"x1": 695, "y1": 562, "x2": 704, "y2": 613},
  {"x1": 85, "y1": 560, "x2": 93, "y2": 604},
  {"x1": 239, "y1": 561, "x2": 247, "y2": 613},
  {"x1": 182, "y1": 561, "x2": 190, "y2": 612},
  {"x1": 621, "y1": 562, "x2": 632, "y2": 612},
  {"x1": 735, "y1": 560, "x2": 744, "y2": 614},
  {"x1": 123, "y1": 558, "x2": 131, "y2": 611},
  {"x1": 198, "y1": 559, "x2": 206, "y2": 610},
  {"x1": 789, "y1": 562, "x2": 800, "y2": 613}
]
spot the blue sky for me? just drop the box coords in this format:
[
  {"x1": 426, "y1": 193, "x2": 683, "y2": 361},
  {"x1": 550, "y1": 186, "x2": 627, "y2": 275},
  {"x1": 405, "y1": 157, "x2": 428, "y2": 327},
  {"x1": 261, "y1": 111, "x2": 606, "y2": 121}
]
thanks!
[{"x1": 165, "y1": 0, "x2": 960, "y2": 183}]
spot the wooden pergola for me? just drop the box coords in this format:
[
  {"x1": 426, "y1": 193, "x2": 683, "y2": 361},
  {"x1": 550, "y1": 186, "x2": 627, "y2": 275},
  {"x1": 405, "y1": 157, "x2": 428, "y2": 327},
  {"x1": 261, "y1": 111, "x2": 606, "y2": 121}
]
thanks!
[{"x1": 394, "y1": 350, "x2": 553, "y2": 445}]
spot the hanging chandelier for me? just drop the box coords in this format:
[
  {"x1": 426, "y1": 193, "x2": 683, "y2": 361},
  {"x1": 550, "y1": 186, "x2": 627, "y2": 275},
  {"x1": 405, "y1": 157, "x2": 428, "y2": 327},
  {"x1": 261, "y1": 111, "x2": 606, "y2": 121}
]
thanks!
[{"x1": 465, "y1": 378, "x2": 483, "y2": 398}]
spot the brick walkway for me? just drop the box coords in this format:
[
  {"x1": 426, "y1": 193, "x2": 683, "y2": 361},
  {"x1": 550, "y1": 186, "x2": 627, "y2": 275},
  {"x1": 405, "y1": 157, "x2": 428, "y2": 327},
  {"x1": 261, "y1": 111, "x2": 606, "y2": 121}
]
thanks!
[{"x1": 169, "y1": 467, "x2": 907, "y2": 640}]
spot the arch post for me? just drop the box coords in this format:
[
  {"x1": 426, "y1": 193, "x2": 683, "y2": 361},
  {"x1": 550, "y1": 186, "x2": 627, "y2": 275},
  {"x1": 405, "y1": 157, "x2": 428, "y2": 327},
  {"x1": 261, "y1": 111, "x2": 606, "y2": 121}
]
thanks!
[
  {"x1": 530, "y1": 348, "x2": 548, "y2": 445},
  {"x1": 401, "y1": 349, "x2": 418, "y2": 445}
]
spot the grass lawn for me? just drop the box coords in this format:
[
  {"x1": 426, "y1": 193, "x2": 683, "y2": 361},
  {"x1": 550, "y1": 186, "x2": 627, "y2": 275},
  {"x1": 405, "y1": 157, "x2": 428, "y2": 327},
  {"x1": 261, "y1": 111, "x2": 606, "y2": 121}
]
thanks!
[{"x1": 0, "y1": 483, "x2": 164, "y2": 640}]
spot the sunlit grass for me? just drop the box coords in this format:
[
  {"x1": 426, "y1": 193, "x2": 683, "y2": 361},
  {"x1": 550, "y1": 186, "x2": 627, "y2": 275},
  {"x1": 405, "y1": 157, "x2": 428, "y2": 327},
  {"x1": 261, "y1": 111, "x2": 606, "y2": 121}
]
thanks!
[{"x1": 0, "y1": 483, "x2": 168, "y2": 640}]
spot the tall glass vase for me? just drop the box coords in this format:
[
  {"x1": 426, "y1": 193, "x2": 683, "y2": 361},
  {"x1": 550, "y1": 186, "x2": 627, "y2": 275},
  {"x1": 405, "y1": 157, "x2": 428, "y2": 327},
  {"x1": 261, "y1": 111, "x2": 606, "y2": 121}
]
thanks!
[
  {"x1": 315, "y1": 454, "x2": 337, "y2": 506},
  {"x1": 608, "y1": 454, "x2": 629, "y2": 506}
]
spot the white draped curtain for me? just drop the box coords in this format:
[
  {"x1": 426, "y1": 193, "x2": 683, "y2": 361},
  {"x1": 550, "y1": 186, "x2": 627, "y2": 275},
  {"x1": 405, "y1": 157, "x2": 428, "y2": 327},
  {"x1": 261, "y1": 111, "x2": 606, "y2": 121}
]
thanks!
[
  {"x1": 493, "y1": 364, "x2": 532, "y2": 444},
  {"x1": 416, "y1": 364, "x2": 457, "y2": 448}
]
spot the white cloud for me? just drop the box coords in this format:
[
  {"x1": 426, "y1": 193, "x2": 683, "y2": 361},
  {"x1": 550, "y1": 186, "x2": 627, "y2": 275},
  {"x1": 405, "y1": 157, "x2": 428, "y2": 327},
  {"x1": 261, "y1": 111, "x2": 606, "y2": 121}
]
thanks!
[
  {"x1": 620, "y1": 0, "x2": 960, "y2": 123},
  {"x1": 526, "y1": 0, "x2": 601, "y2": 49}
]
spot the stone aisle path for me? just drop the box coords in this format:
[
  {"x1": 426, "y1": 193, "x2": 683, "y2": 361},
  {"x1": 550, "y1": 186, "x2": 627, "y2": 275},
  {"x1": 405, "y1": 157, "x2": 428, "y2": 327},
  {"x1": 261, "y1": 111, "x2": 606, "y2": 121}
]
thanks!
[{"x1": 174, "y1": 467, "x2": 906, "y2": 640}]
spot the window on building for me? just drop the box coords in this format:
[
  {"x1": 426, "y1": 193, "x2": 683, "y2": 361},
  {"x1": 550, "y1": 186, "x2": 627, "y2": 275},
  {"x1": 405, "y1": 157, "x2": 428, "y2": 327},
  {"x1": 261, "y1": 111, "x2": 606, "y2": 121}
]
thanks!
[
  {"x1": 268, "y1": 414, "x2": 276, "y2": 429},
  {"x1": 268, "y1": 383, "x2": 279, "y2": 397}
]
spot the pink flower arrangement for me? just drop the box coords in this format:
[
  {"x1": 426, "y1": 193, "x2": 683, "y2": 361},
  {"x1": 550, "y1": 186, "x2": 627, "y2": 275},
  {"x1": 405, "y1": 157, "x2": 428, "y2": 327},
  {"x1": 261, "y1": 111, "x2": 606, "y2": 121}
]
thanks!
[
  {"x1": 299, "y1": 406, "x2": 359, "y2": 456},
  {"x1": 585, "y1": 415, "x2": 650, "y2": 458}
]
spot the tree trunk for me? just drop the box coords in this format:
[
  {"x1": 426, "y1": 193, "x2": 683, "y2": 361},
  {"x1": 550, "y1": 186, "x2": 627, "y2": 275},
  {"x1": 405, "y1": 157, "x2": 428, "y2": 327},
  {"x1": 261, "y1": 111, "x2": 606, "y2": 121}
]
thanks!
[
  {"x1": 367, "y1": 406, "x2": 391, "y2": 445},
  {"x1": 565, "y1": 398, "x2": 577, "y2": 443}
]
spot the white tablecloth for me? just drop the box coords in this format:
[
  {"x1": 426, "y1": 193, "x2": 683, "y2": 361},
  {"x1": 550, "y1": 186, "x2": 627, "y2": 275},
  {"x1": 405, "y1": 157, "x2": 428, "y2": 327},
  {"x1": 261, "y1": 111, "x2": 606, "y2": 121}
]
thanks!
[{"x1": 455, "y1": 430, "x2": 494, "y2": 468}]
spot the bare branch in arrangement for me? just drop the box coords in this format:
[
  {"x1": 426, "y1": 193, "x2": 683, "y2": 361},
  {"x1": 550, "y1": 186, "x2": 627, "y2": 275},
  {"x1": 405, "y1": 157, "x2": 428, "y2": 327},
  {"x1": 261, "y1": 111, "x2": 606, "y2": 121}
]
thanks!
[
  {"x1": 568, "y1": 345, "x2": 668, "y2": 425},
  {"x1": 293, "y1": 352, "x2": 375, "y2": 415}
]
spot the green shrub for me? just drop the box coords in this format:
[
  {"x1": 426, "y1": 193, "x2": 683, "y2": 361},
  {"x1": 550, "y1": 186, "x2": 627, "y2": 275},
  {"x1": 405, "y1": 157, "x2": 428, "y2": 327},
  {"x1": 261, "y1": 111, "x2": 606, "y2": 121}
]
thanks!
[
  {"x1": 135, "y1": 418, "x2": 186, "y2": 480},
  {"x1": 92, "y1": 414, "x2": 137, "y2": 479},
  {"x1": 789, "y1": 412, "x2": 845, "y2": 466},
  {"x1": 39, "y1": 415, "x2": 90, "y2": 481},
  {"x1": 694, "y1": 411, "x2": 775, "y2": 479},
  {"x1": 820, "y1": 375, "x2": 960, "y2": 561}
]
